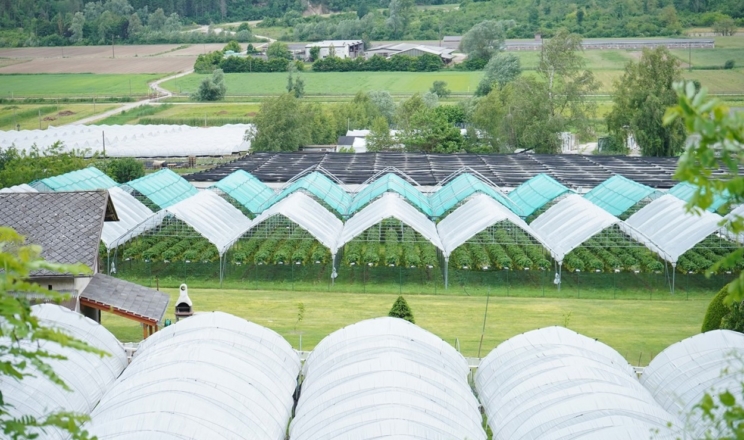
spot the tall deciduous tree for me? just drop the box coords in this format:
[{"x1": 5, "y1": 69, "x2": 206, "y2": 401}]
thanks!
[
  {"x1": 459, "y1": 20, "x2": 513, "y2": 62},
  {"x1": 475, "y1": 52, "x2": 522, "y2": 96},
  {"x1": 367, "y1": 116, "x2": 397, "y2": 152},
  {"x1": 249, "y1": 93, "x2": 310, "y2": 152},
  {"x1": 607, "y1": 46, "x2": 685, "y2": 156},
  {"x1": 266, "y1": 41, "x2": 293, "y2": 60},
  {"x1": 398, "y1": 107, "x2": 463, "y2": 153},
  {"x1": 368, "y1": 91, "x2": 396, "y2": 124},
  {"x1": 191, "y1": 69, "x2": 227, "y2": 101}
]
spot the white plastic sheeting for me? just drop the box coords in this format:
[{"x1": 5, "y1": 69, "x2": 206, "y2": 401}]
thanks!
[
  {"x1": 530, "y1": 194, "x2": 623, "y2": 264},
  {"x1": 101, "y1": 187, "x2": 157, "y2": 250},
  {"x1": 339, "y1": 193, "x2": 443, "y2": 252},
  {"x1": 0, "y1": 183, "x2": 37, "y2": 193},
  {"x1": 723, "y1": 204, "x2": 744, "y2": 243},
  {"x1": 0, "y1": 124, "x2": 251, "y2": 157},
  {"x1": 0, "y1": 305, "x2": 127, "y2": 440},
  {"x1": 624, "y1": 194, "x2": 723, "y2": 264},
  {"x1": 437, "y1": 194, "x2": 549, "y2": 258},
  {"x1": 87, "y1": 312, "x2": 300, "y2": 440},
  {"x1": 290, "y1": 317, "x2": 486, "y2": 440},
  {"x1": 165, "y1": 190, "x2": 253, "y2": 255},
  {"x1": 641, "y1": 330, "x2": 744, "y2": 438},
  {"x1": 476, "y1": 326, "x2": 680, "y2": 440},
  {"x1": 250, "y1": 192, "x2": 343, "y2": 254}
]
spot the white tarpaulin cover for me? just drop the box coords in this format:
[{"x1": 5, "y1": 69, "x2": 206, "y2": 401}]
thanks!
[
  {"x1": 0, "y1": 124, "x2": 251, "y2": 157},
  {"x1": 87, "y1": 312, "x2": 300, "y2": 440},
  {"x1": 641, "y1": 330, "x2": 744, "y2": 438},
  {"x1": 165, "y1": 190, "x2": 253, "y2": 255},
  {"x1": 530, "y1": 194, "x2": 623, "y2": 263},
  {"x1": 723, "y1": 204, "x2": 744, "y2": 243},
  {"x1": 250, "y1": 192, "x2": 343, "y2": 254},
  {"x1": 290, "y1": 317, "x2": 486, "y2": 440},
  {"x1": 339, "y1": 193, "x2": 443, "y2": 251},
  {"x1": 624, "y1": 194, "x2": 723, "y2": 264},
  {"x1": 476, "y1": 326, "x2": 680, "y2": 440},
  {"x1": 1, "y1": 305, "x2": 127, "y2": 440},
  {"x1": 0, "y1": 183, "x2": 37, "y2": 193},
  {"x1": 101, "y1": 187, "x2": 157, "y2": 250},
  {"x1": 437, "y1": 194, "x2": 549, "y2": 258}
]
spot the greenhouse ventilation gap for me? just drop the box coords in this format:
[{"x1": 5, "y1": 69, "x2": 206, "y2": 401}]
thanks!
[
  {"x1": 290, "y1": 317, "x2": 486, "y2": 440},
  {"x1": 428, "y1": 172, "x2": 521, "y2": 218},
  {"x1": 476, "y1": 327, "x2": 680, "y2": 440},
  {"x1": 345, "y1": 173, "x2": 433, "y2": 217},
  {"x1": 262, "y1": 171, "x2": 353, "y2": 217}
]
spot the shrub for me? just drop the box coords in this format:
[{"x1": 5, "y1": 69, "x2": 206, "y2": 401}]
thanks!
[
  {"x1": 702, "y1": 285, "x2": 731, "y2": 332},
  {"x1": 722, "y1": 300, "x2": 744, "y2": 333},
  {"x1": 388, "y1": 296, "x2": 415, "y2": 323},
  {"x1": 105, "y1": 158, "x2": 144, "y2": 183},
  {"x1": 724, "y1": 59, "x2": 735, "y2": 69}
]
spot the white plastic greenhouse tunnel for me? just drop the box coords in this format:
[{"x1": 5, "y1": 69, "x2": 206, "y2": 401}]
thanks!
[
  {"x1": 290, "y1": 317, "x2": 486, "y2": 440},
  {"x1": 641, "y1": 330, "x2": 744, "y2": 438},
  {"x1": 86, "y1": 312, "x2": 301, "y2": 439},
  {"x1": 476, "y1": 326, "x2": 681, "y2": 440},
  {"x1": 0, "y1": 305, "x2": 127, "y2": 440}
]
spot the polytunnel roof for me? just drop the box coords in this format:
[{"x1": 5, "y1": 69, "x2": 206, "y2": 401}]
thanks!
[
  {"x1": 0, "y1": 124, "x2": 251, "y2": 157},
  {"x1": 0, "y1": 183, "x2": 37, "y2": 193},
  {"x1": 530, "y1": 194, "x2": 623, "y2": 263},
  {"x1": 507, "y1": 173, "x2": 572, "y2": 217},
  {"x1": 347, "y1": 173, "x2": 432, "y2": 217},
  {"x1": 624, "y1": 194, "x2": 723, "y2": 264},
  {"x1": 641, "y1": 330, "x2": 744, "y2": 437},
  {"x1": 724, "y1": 204, "x2": 744, "y2": 243},
  {"x1": 428, "y1": 173, "x2": 521, "y2": 217},
  {"x1": 122, "y1": 168, "x2": 198, "y2": 209},
  {"x1": 1, "y1": 305, "x2": 127, "y2": 440},
  {"x1": 101, "y1": 187, "x2": 156, "y2": 249},
  {"x1": 339, "y1": 193, "x2": 443, "y2": 252},
  {"x1": 668, "y1": 181, "x2": 730, "y2": 212},
  {"x1": 437, "y1": 194, "x2": 548, "y2": 258},
  {"x1": 584, "y1": 175, "x2": 658, "y2": 216},
  {"x1": 88, "y1": 312, "x2": 300, "y2": 440},
  {"x1": 291, "y1": 317, "x2": 485, "y2": 440},
  {"x1": 264, "y1": 171, "x2": 352, "y2": 216},
  {"x1": 476, "y1": 326, "x2": 679, "y2": 440},
  {"x1": 165, "y1": 190, "x2": 253, "y2": 255},
  {"x1": 250, "y1": 192, "x2": 343, "y2": 253},
  {"x1": 32, "y1": 166, "x2": 117, "y2": 192},
  {"x1": 209, "y1": 170, "x2": 274, "y2": 214}
]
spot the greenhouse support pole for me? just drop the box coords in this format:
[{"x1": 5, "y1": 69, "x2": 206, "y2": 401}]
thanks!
[
  {"x1": 477, "y1": 285, "x2": 491, "y2": 358},
  {"x1": 672, "y1": 263, "x2": 676, "y2": 296},
  {"x1": 444, "y1": 257, "x2": 449, "y2": 290}
]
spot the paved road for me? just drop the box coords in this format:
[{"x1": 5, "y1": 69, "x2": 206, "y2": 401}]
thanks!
[{"x1": 66, "y1": 70, "x2": 193, "y2": 126}]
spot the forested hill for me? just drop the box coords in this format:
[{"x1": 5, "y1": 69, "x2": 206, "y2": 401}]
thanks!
[{"x1": 0, "y1": 0, "x2": 742, "y2": 46}]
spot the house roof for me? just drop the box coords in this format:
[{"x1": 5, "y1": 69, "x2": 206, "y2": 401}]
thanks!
[
  {"x1": 366, "y1": 43, "x2": 454, "y2": 57},
  {"x1": 305, "y1": 40, "x2": 363, "y2": 48},
  {"x1": 0, "y1": 191, "x2": 117, "y2": 276},
  {"x1": 337, "y1": 136, "x2": 356, "y2": 146},
  {"x1": 79, "y1": 273, "x2": 170, "y2": 324}
]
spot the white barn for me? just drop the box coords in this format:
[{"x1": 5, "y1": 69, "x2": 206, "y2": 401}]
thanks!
[{"x1": 305, "y1": 40, "x2": 364, "y2": 60}]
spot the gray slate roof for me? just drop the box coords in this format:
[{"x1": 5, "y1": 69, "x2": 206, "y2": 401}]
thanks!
[
  {"x1": 81, "y1": 273, "x2": 170, "y2": 323},
  {"x1": 337, "y1": 136, "x2": 356, "y2": 146},
  {"x1": 0, "y1": 191, "x2": 116, "y2": 276}
]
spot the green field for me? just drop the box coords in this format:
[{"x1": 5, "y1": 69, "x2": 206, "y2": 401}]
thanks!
[
  {"x1": 101, "y1": 287, "x2": 711, "y2": 366},
  {"x1": 0, "y1": 73, "x2": 165, "y2": 99},
  {"x1": 94, "y1": 102, "x2": 260, "y2": 125},
  {"x1": 0, "y1": 103, "x2": 117, "y2": 130}
]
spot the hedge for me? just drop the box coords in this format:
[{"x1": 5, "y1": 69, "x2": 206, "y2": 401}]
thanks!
[
  {"x1": 702, "y1": 284, "x2": 730, "y2": 332},
  {"x1": 312, "y1": 54, "x2": 443, "y2": 72}
]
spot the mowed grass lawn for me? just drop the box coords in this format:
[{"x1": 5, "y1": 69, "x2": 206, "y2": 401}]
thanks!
[
  {"x1": 101, "y1": 288, "x2": 710, "y2": 366},
  {"x1": 0, "y1": 73, "x2": 165, "y2": 98}
]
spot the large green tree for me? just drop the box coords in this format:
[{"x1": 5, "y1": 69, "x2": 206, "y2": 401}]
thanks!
[
  {"x1": 475, "y1": 52, "x2": 522, "y2": 96},
  {"x1": 607, "y1": 46, "x2": 685, "y2": 156},
  {"x1": 249, "y1": 93, "x2": 311, "y2": 152},
  {"x1": 191, "y1": 69, "x2": 227, "y2": 102},
  {"x1": 398, "y1": 107, "x2": 463, "y2": 153},
  {"x1": 459, "y1": 20, "x2": 513, "y2": 63}
]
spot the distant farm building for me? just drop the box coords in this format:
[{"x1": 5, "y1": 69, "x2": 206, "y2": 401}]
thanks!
[
  {"x1": 365, "y1": 43, "x2": 455, "y2": 63},
  {"x1": 305, "y1": 40, "x2": 364, "y2": 60},
  {"x1": 443, "y1": 36, "x2": 714, "y2": 51}
]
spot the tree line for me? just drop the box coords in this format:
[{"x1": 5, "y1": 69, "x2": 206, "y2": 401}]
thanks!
[{"x1": 247, "y1": 29, "x2": 688, "y2": 157}]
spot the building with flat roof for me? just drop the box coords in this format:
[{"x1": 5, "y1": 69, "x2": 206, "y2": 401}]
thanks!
[
  {"x1": 305, "y1": 40, "x2": 364, "y2": 60},
  {"x1": 365, "y1": 43, "x2": 455, "y2": 63}
]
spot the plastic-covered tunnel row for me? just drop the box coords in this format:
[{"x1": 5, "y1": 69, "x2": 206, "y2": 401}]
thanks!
[{"x1": 3, "y1": 305, "x2": 743, "y2": 439}]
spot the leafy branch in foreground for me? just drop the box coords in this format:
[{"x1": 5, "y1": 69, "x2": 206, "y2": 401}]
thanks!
[
  {"x1": 664, "y1": 82, "x2": 744, "y2": 303},
  {"x1": 0, "y1": 226, "x2": 104, "y2": 440}
]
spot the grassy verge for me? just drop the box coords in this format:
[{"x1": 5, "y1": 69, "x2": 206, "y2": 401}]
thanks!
[
  {"x1": 100, "y1": 287, "x2": 710, "y2": 366},
  {"x1": 0, "y1": 73, "x2": 165, "y2": 99}
]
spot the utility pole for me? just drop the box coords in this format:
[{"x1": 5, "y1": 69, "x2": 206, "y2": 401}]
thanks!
[
  {"x1": 102, "y1": 131, "x2": 106, "y2": 157},
  {"x1": 112, "y1": 35, "x2": 115, "y2": 58},
  {"x1": 38, "y1": 109, "x2": 41, "y2": 129},
  {"x1": 688, "y1": 42, "x2": 692, "y2": 71}
]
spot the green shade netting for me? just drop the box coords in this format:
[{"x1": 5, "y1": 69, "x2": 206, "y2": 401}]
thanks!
[
  {"x1": 429, "y1": 173, "x2": 522, "y2": 217},
  {"x1": 508, "y1": 174, "x2": 572, "y2": 217},
  {"x1": 668, "y1": 181, "x2": 730, "y2": 212},
  {"x1": 264, "y1": 171, "x2": 352, "y2": 216},
  {"x1": 584, "y1": 175, "x2": 658, "y2": 216},
  {"x1": 122, "y1": 168, "x2": 197, "y2": 210},
  {"x1": 210, "y1": 170, "x2": 274, "y2": 214},
  {"x1": 33, "y1": 166, "x2": 117, "y2": 192},
  {"x1": 347, "y1": 173, "x2": 432, "y2": 217}
]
